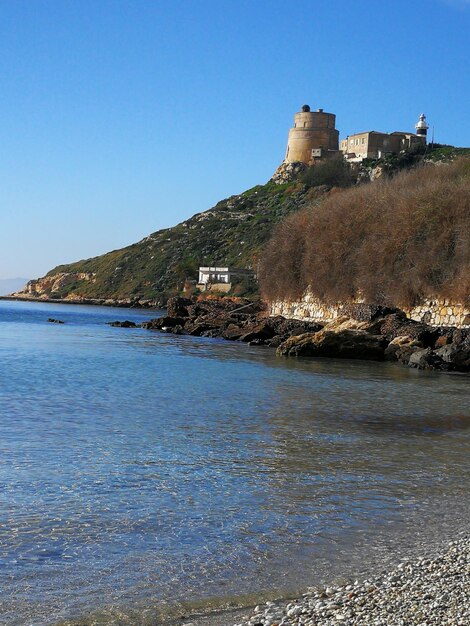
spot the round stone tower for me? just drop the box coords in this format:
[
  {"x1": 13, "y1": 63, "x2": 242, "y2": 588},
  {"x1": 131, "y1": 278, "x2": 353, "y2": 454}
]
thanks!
[
  {"x1": 415, "y1": 113, "x2": 429, "y2": 141},
  {"x1": 284, "y1": 104, "x2": 339, "y2": 164}
]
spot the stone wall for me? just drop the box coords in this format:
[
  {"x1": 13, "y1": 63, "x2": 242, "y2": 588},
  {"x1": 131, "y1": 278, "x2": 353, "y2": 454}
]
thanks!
[
  {"x1": 407, "y1": 299, "x2": 470, "y2": 328},
  {"x1": 270, "y1": 292, "x2": 470, "y2": 328}
]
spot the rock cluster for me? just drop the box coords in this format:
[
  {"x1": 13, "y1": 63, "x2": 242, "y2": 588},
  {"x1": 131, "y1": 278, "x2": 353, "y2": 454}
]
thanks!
[
  {"x1": 142, "y1": 297, "x2": 322, "y2": 346},
  {"x1": 276, "y1": 312, "x2": 470, "y2": 372},
  {"x1": 229, "y1": 536, "x2": 470, "y2": 626},
  {"x1": 107, "y1": 320, "x2": 138, "y2": 328},
  {"x1": 271, "y1": 161, "x2": 308, "y2": 184},
  {"x1": 143, "y1": 298, "x2": 470, "y2": 372}
]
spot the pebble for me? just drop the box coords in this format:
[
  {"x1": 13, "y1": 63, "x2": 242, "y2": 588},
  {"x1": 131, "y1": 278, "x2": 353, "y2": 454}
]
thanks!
[{"x1": 231, "y1": 535, "x2": 470, "y2": 626}]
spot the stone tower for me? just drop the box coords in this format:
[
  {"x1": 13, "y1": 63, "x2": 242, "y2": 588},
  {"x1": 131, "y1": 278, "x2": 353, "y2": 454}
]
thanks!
[
  {"x1": 284, "y1": 104, "x2": 340, "y2": 164},
  {"x1": 415, "y1": 113, "x2": 429, "y2": 142}
]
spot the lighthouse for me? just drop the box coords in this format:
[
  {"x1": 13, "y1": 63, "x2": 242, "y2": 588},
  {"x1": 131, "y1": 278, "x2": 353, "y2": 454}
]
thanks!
[{"x1": 415, "y1": 113, "x2": 429, "y2": 142}]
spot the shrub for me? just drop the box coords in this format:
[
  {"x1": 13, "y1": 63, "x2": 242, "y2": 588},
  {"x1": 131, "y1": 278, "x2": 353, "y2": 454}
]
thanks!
[
  {"x1": 300, "y1": 158, "x2": 356, "y2": 189},
  {"x1": 259, "y1": 158, "x2": 470, "y2": 308}
]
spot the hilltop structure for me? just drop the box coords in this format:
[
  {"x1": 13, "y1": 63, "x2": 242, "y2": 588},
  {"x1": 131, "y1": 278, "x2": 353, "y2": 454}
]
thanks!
[
  {"x1": 272, "y1": 107, "x2": 429, "y2": 181},
  {"x1": 341, "y1": 113, "x2": 429, "y2": 162},
  {"x1": 284, "y1": 104, "x2": 340, "y2": 164}
]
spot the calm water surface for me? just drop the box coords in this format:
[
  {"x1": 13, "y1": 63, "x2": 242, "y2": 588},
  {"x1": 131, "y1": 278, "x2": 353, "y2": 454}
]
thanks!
[{"x1": 0, "y1": 301, "x2": 469, "y2": 625}]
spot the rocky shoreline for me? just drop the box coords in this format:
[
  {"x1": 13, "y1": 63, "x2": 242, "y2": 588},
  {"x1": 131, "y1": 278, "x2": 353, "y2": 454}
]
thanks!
[
  {"x1": 217, "y1": 535, "x2": 470, "y2": 626},
  {"x1": 138, "y1": 296, "x2": 470, "y2": 372},
  {"x1": 5, "y1": 294, "x2": 469, "y2": 371}
]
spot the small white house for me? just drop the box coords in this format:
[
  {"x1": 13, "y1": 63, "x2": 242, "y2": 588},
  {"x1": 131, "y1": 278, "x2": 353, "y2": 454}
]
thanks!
[{"x1": 197, "y1": 266, "x2": 255, "y2": 292}]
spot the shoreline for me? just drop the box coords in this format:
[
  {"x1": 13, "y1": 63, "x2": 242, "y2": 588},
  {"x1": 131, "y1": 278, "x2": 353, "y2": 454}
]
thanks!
[
  {"x1": 177, "y1": 533, "x2": 470, "y2": 626},
  {"x1": 57, "y1": 519, "x2": 470, "y2": 626}
]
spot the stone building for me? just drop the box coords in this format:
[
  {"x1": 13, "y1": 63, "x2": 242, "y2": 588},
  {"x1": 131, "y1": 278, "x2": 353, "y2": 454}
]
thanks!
[
  {"x1": 284, "y1": 104, "x2": 341, "y2": 165},
  {"x1": 340, "y1": 114, "x2": 429, "y2": 162},
  {"x1": 197, "y1": 266, "x2": 255, "y2": 293},
  {"x1": 272, "y1": 108, "x2": 430, "y2": 182}
]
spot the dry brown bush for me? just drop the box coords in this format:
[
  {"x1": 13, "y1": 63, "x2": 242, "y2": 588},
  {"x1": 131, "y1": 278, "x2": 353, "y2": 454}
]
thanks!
[{"x1": 259, "y1": 158, "x2": 470, "y2": 307}]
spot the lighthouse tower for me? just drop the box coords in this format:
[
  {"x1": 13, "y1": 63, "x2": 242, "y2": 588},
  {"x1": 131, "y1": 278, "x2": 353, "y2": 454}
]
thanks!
[{"x1": 415, "y1": 113, "x2": 429, "y2": 143}]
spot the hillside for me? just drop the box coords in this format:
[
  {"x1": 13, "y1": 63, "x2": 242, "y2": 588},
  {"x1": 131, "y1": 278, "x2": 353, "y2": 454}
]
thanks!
[
  {"x1": 20, "y1": 181, "x2": 320, "y2": 304},
  {"x1": 15, "y1": 144, "x2": 469, "y2": 306},
  {"x1": 260, "y1": 158, "x2": 470, "y2": 308}
]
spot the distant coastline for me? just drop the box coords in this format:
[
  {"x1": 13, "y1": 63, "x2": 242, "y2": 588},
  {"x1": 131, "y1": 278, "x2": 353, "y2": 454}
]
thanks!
[{"x1": 0, "y1": 294, "x2": 162, "y2": 309}]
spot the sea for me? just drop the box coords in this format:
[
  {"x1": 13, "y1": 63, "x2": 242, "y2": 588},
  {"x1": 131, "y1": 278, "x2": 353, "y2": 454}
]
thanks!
[{"x1": 0, "y1": 300, "x2": 469, "y2": 625}]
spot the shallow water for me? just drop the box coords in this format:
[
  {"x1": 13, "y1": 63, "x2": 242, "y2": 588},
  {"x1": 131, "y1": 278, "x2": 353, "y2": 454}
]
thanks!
[{"x1": 0, "y1": 301, "x2": 469, "y2": 625}]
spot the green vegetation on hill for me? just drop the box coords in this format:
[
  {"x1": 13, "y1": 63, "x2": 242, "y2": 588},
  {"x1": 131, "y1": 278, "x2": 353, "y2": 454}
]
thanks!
[
  {"x1": 260, "y1": 158, "x2": 470, "y2": 308},
  {"x1": 28, "y1": 144, "x2": 469, "y2": 304},
  {"x1": 45, "y1": 181, "x2": 319, "y2": 301}
]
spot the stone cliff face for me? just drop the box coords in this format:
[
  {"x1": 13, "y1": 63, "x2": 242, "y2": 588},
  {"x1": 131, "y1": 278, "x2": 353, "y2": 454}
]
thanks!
[{"x1": 18, "y1": 272, "x2": 96, "y2": 300}]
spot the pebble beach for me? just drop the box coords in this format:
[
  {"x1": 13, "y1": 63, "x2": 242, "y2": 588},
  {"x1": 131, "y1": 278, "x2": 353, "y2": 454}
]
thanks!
[{"x1": 226, "y1": 536, "x2": 470, "y2": 626}]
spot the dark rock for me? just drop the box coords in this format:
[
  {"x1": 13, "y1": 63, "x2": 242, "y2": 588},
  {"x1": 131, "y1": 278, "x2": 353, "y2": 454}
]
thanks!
[
  {"x1": 384, "y1": 336, "x2": 424, "y2": 363},
  {"x1": 341, "y1": 303, "x2": 401, "y2": 322},
  {"x1": 435, "y1": 343, "x2": 470, "y2": 371},
  {"x1": 171, "y1": 325, "x2": 184, "y2": 335},
  {"x1": 47, "y1": 318, "x2": 65, "y2": 324},
  {"x1": 141, "y1": 316, "x2": 187, "y2": 330},
  {"x1": 452, "y1": 328, "x2": 470, "y2": 347},
  {"x1": 166, "y1": 296, "x2": 193, "y2": 318},
  {"x1": 270, "y1": 316, "x2": 323, "y2": 336},
  {"x1": 434, "y1": 333, "x2": 453, "y2": 348},
  {"x1": 378, "y1": 313, "x2": 438, "y2": 346},
  {"x1": 239, "y1": 319, "x2": 277, "y2": 343},
  {"x1": 107, "y1": 320, "x2": 138, "y2": 328},
  {"x1": 183, "y1": 320, "x2": 221, "y2": 336},
  {"x1": 221, "y1": 324, "x2": 245, "y2": 341},
  {"x1": 408, "y1": 348, "x2": 444, "y2": 370},
  {"x1": 248, "y1": 338, "x2": 265, "y2": 346},
  {"x1": 265, "y1": 335, "x2": 285, "y2": 348}
]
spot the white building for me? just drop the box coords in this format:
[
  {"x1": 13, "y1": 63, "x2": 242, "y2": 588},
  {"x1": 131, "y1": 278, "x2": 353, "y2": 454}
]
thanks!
[{"x1": 197, "y1": 267, "x2": 255, "y2": 292}]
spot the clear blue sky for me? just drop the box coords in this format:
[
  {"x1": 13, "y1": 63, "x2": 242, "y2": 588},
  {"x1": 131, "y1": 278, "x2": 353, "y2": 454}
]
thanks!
[{"x1": 1, "y1": 0, "x2": 469, "y2": 280}]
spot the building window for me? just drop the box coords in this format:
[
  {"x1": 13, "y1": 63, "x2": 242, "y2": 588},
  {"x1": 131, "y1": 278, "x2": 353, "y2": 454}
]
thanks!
[
  {"x1": 361, "y1": 138, "x2": 365, "y2": 144},
  {"x1": 355, "y1": 139, "x2": 359, "y2": 146},
  {"x1": 350, "y1": 139, "x2": 353, "y2": 145}
]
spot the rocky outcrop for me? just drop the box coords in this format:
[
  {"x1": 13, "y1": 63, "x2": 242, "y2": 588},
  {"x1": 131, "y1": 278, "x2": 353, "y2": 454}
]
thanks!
[
  {"x1": 139, "y1": 297, "x2": 470, "y2": 373},
  {"x1": 271, "y1": 161, "x2": 308, "y2": 184},
  {"x1": 276, "y1": 316, "x2": 389, "y2": 359},
  {"x1": 275, "y1": 311, "x2": 470, "y2": 371},
  {"x1": 276, "y1": 328, "x2": 387, "y2": 360},
  {"x1": 408, "y1": 342, "x2": 470, "y2": 372},
  {"x1": 142, "y1": 297, "x2": 322, "y2": 346},
  {"x1": 107, "y1": 320, "x2": 138, "y2": 328},
  {"x1": 384, "y1": 336, "x2": 424, "y2": 363},
  {"x1": 17, "y1": 272, "x2": 96, "y2": 299}
]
